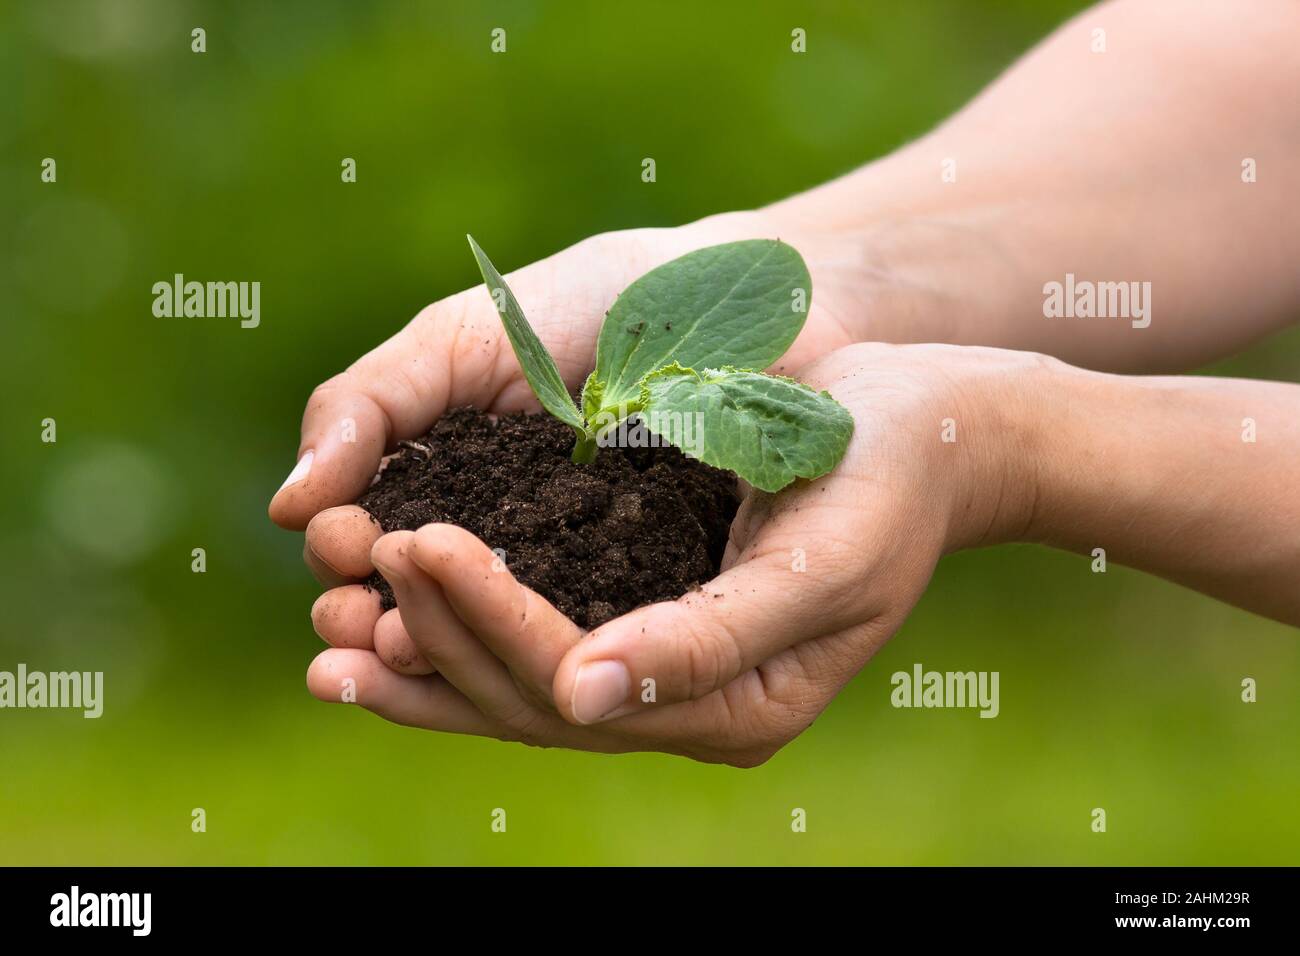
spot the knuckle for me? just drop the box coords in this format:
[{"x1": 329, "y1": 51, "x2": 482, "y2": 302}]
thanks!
[
  {"x1": 672, "y1": 620, "x2": 742, "y2": 701},
  {"x1": 495, "y1": 704, "x2": 550, "y2": 748},
  {"x1": 731, "y1": 671, "x2": 817, "y2": 755},
  {"x1": 305, "y1": 374, "x2": 348, "y2": 416},
  {"x1": 340, "y1": 358, "x2": 421, "y2": 439},
  {"x1": 513, "y1": 674, "x2": 556, "y2": 714},
  {"x1": 306, "y1": 371, "x2": 395, "y2": 444}
]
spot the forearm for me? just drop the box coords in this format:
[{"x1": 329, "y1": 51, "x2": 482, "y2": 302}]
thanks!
[
  {"x1": 764, "y1": 0, "x2": 1300, "y2": 372},
  {"x1": 1011, "y1": 361, "x2": 1300, "y2": 624}
]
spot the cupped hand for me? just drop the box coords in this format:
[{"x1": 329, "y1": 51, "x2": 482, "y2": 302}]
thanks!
[
  {"x1": 272, "y1": 212, "x2": 867, "y2": 696},
  {"x1": 303, "y1": 343, "x2": 1044, "y2": 766},
  {"x1": 268, "y1": 211, "x2": 859, "y2": 535}
]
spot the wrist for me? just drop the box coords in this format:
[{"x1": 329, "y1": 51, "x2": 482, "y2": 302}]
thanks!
[
  {"x1": 759, "y1": 163, "x2": 1056, "y2": 354},
  {"x1": 939, "y1": 348, "x2": 1069, "y2": 553}
]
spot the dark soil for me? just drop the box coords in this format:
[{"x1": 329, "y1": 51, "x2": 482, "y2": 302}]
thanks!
[{"x1": 357, "y1": 407, "x2": 739, "y2": 629}]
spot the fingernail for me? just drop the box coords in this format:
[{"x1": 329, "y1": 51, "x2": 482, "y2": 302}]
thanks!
[
  {"x1": 570, "y1": 660, "x2": 631, "y2": 725},
  {"x1": 278, "y1": 450, "x2": 314, "y2": 494}
]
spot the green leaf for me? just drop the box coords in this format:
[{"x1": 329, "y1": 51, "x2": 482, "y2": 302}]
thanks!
[
  {"x1": 467, "y1": 236, "x2": 585, "y2": 434},
  {"x1": 586, "y1": 239, "x2": 812, "y2": 412},
  {"x1": 638, "y1": 364, "x2": 853, "y2": 493}
]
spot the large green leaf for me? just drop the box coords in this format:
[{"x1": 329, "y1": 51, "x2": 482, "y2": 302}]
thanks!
[
  {"x1": 585, "y1": 239, "x2": 811, "y2": 414},
  {"x1": 467, "y1": 236, "x2": 585, "y2": 434},
  {"x1": 639, "y1": 365, "x2": 853, "y2": 492}
]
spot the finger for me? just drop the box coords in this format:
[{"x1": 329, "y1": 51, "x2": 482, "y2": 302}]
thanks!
[
  {"x1": 303, "y1": 537, "x2": 353, "y2": 589},
  {"x1": 304, "y1": 505, "x2": 384, "y2": 583},
  {"x1": 370, "y1": 531, "x2": 534, "y2": 726},
  {"x1": 269, "y1": 385, "x2": 391, "y2": 532},
  {"x1": 306, "y1": 648, "x2": 497, "y2": 736},
  {"x1": 373, "y1": 608, "x2": 435, "y2": 675},
  {"x1": 307, "y1": 649, "x2": 633, "y2": 753},
  {"x1": 310, "y1": 585, "x2": 383, "y2": 649},
  {"x1": 269, "y1": 291, "x2": 505, "y2": 531},
  {"x1": 408, "y1": 524, "x2": 583, "y2": 701},
  {"x1": 553, "y1": 546, "x2": 851, "y2": 725}
]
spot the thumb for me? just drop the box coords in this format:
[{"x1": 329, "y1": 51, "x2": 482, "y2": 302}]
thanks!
[
  {"x1": 552, "y1": 550, "x2": 837, "y2": 725},
  {"x1": 268, "y1": 292, "x2": 505, "y2": 530}
]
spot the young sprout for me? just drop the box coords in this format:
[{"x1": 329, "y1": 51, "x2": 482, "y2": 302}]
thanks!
[{"x1": 467, "y1": 235, "x2": 852, "y2": 492}]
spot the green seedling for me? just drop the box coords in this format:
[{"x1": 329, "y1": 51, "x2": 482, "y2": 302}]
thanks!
[{"x1": 467, "y1": 235, "x2": 852, "y2": 492}]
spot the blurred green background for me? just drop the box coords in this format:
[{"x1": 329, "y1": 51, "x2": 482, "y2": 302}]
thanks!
[{"x1": 2, "y1": 0, "x2": 1297, "y2": 865}]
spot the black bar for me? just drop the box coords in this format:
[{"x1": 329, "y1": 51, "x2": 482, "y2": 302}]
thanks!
[{"x1": 0, "y1": 867, "x2": 1286, "y2": 941}]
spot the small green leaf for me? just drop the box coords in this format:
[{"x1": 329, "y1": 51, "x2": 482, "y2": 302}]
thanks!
[
  {"x1": 467, "y1": 236, "x2": 585, "y2": 434},
  {"x1": 639, "y1": 364, "x2": 852, "y2": 493},
  {"x1": 586, "y1": 240, "x2": 812, "y2": 412}
]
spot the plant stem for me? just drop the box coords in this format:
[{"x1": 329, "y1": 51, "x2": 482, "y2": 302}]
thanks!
[{"x1": 571, "y1": 433, "x2": 597, "y2": 464}]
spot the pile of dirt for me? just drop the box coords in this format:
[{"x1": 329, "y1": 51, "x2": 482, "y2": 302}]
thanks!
[{"x1": 357, "y1": 407, "x2": 739, "y2": 628}]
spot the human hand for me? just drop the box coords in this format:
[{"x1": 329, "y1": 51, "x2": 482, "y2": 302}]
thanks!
[
  {"x1": 268, "y1": 211, "x2": 862, "y2": 535},
  {"x1": 269, "y1": 212, "x2": 871, "y2": 679},
  {"x1": 304, "y1": 343, "x2": 1045, "y2": 765}
]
